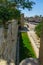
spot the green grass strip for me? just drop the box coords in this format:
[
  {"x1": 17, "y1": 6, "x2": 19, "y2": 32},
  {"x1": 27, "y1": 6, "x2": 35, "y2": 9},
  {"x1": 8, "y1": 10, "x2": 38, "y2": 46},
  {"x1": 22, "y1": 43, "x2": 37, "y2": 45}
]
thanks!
[{"x1": 19, "y1": 32, "x2": 36, "y2": 62}]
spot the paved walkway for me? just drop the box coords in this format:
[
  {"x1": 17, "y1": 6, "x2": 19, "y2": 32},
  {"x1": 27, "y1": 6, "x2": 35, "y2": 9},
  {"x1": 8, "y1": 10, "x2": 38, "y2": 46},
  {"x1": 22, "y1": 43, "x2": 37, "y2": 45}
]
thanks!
[
  {"x1": 29, "y1": 30, "x2": 40, "y2": 48},
  {"x1": 25, "y1": 22, "x2": 40, "y2": 58},
  {"x1": 27, "y1": 29, "x2": 40, "y2": 58}
]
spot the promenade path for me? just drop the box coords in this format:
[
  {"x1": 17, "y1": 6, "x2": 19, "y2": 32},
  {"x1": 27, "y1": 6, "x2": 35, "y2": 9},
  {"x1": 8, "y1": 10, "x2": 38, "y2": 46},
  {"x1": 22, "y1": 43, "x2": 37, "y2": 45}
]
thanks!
[
  {"x1": 26, "y1": 22, "x2": 40, "y2": 58},
  {"x1": 27, "y1": 30, "x2": 40, "y2": 58}
]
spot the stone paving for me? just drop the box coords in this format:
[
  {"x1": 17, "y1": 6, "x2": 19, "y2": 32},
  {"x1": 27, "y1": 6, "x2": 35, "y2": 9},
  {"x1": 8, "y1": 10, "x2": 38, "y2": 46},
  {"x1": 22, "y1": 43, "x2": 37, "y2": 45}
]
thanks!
[
  {"x1": 26, "y1": 22, "x2": 40, "y2": 58},
  {"x1": 28, "y1": 30, "x2": 40, "y2": 48},
  {"x1": 27, "y1": 31, "x2": 39, "y2": 58}
]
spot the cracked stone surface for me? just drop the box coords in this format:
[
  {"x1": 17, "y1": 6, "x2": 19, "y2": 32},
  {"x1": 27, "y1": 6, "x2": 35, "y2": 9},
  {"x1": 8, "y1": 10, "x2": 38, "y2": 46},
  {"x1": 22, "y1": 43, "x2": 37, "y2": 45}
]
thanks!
[{"x1": 19, "y1": 58, "x2": 39, "y2": 65}]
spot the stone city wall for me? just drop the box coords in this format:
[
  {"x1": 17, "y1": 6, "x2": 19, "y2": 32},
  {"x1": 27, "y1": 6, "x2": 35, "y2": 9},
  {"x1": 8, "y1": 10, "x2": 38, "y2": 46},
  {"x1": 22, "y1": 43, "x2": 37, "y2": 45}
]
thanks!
[{"x1": 0, "y1": 20, "x2": 18, "y2": 63}]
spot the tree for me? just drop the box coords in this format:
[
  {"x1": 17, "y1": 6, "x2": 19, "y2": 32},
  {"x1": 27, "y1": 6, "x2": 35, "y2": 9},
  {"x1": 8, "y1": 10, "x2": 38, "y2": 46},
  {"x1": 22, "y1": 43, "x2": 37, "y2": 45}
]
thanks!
[
  {"x1": 0, "y1": 6, "x2": 9, "y2": 38},
  {"x1": 0, "y1": 0, "x2": 35, "y2": 10},
  {"x1": 8, "y1": 8, "x2": 21, "y2": 20},
  {"x1": 0, "y1": 6, "x2": 21, "y2": 38},
  {"x1": 0, "y1": 0, "x2": 35, "y2": 38},
  {"x1": 10, "y1": 0, "x2": 35, "y2": 10}
]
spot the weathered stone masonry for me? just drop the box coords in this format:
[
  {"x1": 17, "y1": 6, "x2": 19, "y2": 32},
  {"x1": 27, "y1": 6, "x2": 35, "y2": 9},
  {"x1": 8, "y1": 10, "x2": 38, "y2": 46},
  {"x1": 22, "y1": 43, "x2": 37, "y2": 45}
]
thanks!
[{"x1": 0, "y1": 20, "x2": 18, "y2": 64}]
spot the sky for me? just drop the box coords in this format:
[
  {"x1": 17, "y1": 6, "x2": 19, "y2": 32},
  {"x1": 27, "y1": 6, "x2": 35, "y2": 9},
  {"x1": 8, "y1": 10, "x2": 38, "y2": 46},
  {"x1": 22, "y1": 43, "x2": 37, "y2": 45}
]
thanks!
[{"x1": 20, "y1": 0, "x2": 43, "y2": 17}]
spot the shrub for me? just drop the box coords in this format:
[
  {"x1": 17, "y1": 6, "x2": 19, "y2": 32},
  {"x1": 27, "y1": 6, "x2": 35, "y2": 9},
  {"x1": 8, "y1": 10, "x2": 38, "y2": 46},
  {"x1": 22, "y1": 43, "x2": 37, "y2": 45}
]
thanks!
[{"x1": 35, "y1": 22, "x2": 42, "y2": 37}]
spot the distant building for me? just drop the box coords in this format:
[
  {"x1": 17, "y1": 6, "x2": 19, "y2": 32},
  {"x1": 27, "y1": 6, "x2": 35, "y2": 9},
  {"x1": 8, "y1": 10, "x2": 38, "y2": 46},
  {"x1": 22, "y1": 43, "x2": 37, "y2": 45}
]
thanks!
[{"x1": 25, "y1": 15, "x2": 42, "y2": 23}]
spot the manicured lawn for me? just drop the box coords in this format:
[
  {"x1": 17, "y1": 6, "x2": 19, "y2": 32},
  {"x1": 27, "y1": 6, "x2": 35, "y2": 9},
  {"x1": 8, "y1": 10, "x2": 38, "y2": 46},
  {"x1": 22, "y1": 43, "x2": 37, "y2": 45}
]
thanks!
[{"x1": 19, "y1": 32, "x2": 36, "y2": 62}]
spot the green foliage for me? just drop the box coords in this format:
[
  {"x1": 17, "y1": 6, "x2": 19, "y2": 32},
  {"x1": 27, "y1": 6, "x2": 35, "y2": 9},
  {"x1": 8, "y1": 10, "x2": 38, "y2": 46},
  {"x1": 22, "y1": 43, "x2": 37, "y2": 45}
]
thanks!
[
  {"x1": 19, "y1": 32, "x2": 36, "y2": 62},
  {"x1": 10, "y1": 8, "x2": 21, "y2": 20},
  {"x1": 35, "y1": 22, "x2": 42, "y2": 37},
  {"x1": 0, "y1": 0, "x2": 35, "y2": 24},
  {"x1": 5, "y1": 0, "x2": 35, "y2": 10},
  {"x1": 0, "y1": 6, "x2": 10, "y2": 22},
  {"x1": 0, "y1": 6, "x2": 21, "y2": 23},
  {"x1": 0, "y1": 0, "x2": 35, "y2": 10}
]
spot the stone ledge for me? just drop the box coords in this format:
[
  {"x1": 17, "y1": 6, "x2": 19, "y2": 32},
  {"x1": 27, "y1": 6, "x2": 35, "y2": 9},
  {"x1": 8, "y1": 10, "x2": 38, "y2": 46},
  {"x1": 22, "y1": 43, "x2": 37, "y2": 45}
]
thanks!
[{"x1": 19, "y1": 58, "x2": 39, "y2": 65}]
